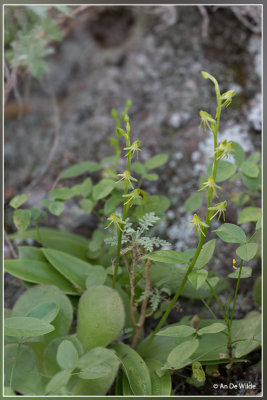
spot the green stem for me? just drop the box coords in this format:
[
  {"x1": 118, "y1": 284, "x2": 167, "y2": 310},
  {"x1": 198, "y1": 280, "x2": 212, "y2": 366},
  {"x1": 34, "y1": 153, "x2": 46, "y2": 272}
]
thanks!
[
  {"x1": 230, "y1": 259, "x2": 244, "y2": 326},
  {"x1": 205, "y1": 280, "x2": 228, "y2": 323},
  {"x1": 191, "y1": 285, "x2": 218, "y2": 321},
  {"x1": 141, "y1": 74, "x2": 222, "y2": 353}
]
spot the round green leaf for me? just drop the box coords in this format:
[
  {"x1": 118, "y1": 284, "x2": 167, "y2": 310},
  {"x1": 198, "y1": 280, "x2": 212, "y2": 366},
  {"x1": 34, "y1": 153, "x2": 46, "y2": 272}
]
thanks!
[
  {"x1": 77, "y1": 285, "x2": 125, "y2": 351},
  {"x1": 5, "y1": 316, "x2": 55, "y2": 337},
  {"x1": 57, "y1": 340, "x2": 78, "y2": 370},
  {"x1": 236, "y1": 243, "x2": 258, "y2": 261},
  {"x1": 213, "y1": 223, "x2": 246, "y2": 244},
  {"x1": 241, "y1": 161, "x2": 259, "y2": 178}
]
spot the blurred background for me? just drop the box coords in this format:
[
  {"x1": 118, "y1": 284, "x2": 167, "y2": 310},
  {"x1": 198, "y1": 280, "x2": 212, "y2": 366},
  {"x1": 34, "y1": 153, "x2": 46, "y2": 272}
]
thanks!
[{"x1": 4, "y1": 5, "x2": 262, "y2": 312}]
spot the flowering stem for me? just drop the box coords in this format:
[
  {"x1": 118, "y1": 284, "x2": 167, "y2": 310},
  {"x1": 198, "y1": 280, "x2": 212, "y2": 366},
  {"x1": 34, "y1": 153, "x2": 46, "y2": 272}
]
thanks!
[
  {"x1": 141, "y1": 73, "x2": 222, "y2": 353},
  {"x1": 112, "y1": 136, "x2": 131, "y2": 289}
]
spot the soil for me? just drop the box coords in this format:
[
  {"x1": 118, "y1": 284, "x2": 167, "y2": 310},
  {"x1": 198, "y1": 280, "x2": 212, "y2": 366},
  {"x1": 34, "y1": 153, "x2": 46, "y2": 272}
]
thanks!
[{"x1": 4, "y1": 5, "x2": 262, "y2": 396}]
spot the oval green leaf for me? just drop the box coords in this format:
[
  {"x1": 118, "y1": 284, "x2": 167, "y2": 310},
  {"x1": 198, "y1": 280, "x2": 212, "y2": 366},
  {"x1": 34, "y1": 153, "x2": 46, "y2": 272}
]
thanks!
[
  {"x1": 213, "y1": 223, "x2": 246, "y2": 244},
  {"x1": 111, "y1": 343, "x2": 152, "y2": 395},
  {"x1": 145, "y1": 154, "x2": 168, "y2": 170},
  {"x1": 156, "y1": 325, "x2": 196, "y2": 338},
  {"x1": 167, "y1": 338, "x2": 199, "y2": 369},
  {"x1": 46, "y1": 370, "x2": 72, "y2": 394},
  {"x1": 184, "y1": 192, "x2": 203, "y2": 213},
  {"x1": 142, "y1": 250, "x2": 189, "y2": 264},
  {"x1": 77, "y1": 286, "x2": 125, "y2": 351},
  {"x1": 238, "y1": 207, "x2": 261, "y2": 224},
  {"x1": 59, "y1": 161, "x2": 102, "y2": 179},
  {"x1": 10, "y1": 194, "x2": 29, "y2": 209},
  {"x1": 188, "y1": 269, "x2": 208, "y2": 290},
  {"x1": 27, "y1": 302, "x2": 59, "y2": 323},
  {"x1": 5, "y1": 316, "x2": 55, "y2": 337},
  {"x1": 197, "y1": 322, "x2": 226, "y2": 336},
  {"x1": 228, "y1": 266, "x2": 252, "y2": 279},
  {"x1": 57, "y1": 339, "x2": 78, "y2": 370},
  {"x1": 48, "y1": 201, "x2": 64, "y2": 216},
  {"x1": 92, "y1": 179, "x2": 115, "y2": 200},
  {"x1": 76, "y1": 347, "x2": 119, "y2": 380},
  {"x1": 42, "y1": 248, "x2": 96, "y2": 291},
  {"x1": 232, "y1": 141, "x2": 245, "y2": 166},
  {"x1": 145, "y1": 358, "x2": 172, "y2": 395},
  {"x1": 194, "y1": 239, "x2": 216, "y2": 269},
  {"x1": 4, "y1": 259, "x2": 78, "y2": 295},
  {"x1": 81, "y1": 198, "x2": 94, "y2": 214},
  {"x1": 13, "y1": 209, "x2": 31, "y2": 232},
  {"x1": 13, "y1": 285, "x2": 73, "y2": 343}
]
